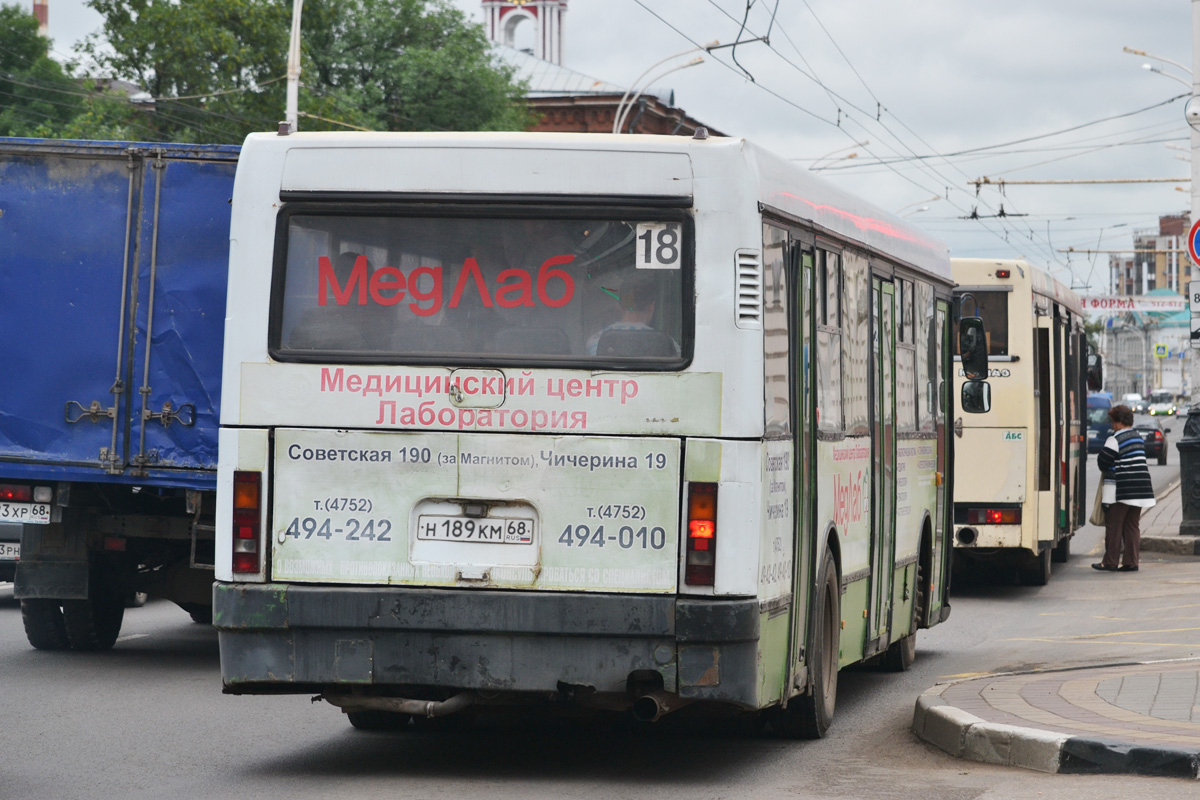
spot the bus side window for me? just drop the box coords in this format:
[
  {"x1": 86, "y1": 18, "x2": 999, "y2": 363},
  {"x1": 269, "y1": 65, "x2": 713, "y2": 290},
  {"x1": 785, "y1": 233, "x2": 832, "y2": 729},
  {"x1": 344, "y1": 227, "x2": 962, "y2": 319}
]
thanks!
[{"x1": 817, "y1": 249, "x2": 844, "y2": 432}]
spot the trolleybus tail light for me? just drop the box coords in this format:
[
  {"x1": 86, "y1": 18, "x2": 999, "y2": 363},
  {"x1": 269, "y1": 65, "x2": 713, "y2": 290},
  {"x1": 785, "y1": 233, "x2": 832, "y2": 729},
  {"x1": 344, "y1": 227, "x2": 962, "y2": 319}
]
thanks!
[
  {"x1": 232, "y1": 471, "x2": 262, "y2": 574},
  {"x1": 965, "y1": 507, "x2": 1021, "y2": 525},
  {"x1": 996, "y1": 269, "x2": 1011, "y2": 279},
  {"x1": 685, "y1": 482, "x2": 717, "y2": 586}
]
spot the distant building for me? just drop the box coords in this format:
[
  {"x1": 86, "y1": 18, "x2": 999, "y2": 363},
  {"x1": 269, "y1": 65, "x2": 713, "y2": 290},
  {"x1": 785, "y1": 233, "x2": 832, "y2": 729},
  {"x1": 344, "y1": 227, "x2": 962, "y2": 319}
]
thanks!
[
  {"x1": 1103, "y1": 288, "x2": 1190, "y2": 398},
  {"x1": 1102, "y1": 213, "x2": 1194, "y2": 399},
  {"x1": 1108, "y1": 213, "x2": 1188, "y2": 296},
  {"x1": 483, "y1": 0, "x2": 721, "y2": 136},
  {"x1": 494, "y1": 45, "x2": 722, "y2": 136}
]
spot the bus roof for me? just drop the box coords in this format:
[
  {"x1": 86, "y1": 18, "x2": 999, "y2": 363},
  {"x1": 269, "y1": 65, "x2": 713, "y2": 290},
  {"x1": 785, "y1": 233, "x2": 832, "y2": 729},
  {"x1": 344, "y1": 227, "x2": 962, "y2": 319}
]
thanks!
[
  {"x1": 951, "y1": 258, "x2": 1083, "y2": 317},
  {"x1": 238, "y1": 130, "x2": 953, "y2": 286}
]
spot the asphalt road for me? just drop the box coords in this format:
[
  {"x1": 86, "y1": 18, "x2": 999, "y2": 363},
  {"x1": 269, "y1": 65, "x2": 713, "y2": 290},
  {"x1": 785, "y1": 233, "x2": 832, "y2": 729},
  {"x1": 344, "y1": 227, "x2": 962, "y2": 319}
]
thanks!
[{"x1": 0, "y1": 437, "x2": 1195, "y2": 799}]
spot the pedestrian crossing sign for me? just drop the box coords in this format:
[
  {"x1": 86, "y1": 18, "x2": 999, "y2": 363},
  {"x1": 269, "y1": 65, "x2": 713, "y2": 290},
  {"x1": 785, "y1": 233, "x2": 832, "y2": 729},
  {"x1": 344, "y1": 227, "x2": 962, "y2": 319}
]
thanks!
[{"x1": 1154, "y1": 343, "x2": 1168, "y2": 358}]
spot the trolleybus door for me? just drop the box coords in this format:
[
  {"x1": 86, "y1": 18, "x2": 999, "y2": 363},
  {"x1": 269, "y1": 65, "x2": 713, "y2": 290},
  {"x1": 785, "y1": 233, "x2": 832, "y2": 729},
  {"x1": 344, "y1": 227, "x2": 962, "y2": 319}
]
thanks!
[
  {"x1": 869, "y1": 278, "x2": 897, "y2": 644},
  {"x1": 788, "y1": 245, "x2": 815, "y2": 687}
]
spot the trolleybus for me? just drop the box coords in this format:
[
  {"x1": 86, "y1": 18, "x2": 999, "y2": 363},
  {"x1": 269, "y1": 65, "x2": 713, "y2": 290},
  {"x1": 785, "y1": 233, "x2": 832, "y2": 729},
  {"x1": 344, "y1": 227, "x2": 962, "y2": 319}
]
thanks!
[
  {"x1": 951, "y1": 258, "x2": 1085, "y2": 585},
  {"x1": 214, "y1": 130, "x2": 986, "y2": 737}
]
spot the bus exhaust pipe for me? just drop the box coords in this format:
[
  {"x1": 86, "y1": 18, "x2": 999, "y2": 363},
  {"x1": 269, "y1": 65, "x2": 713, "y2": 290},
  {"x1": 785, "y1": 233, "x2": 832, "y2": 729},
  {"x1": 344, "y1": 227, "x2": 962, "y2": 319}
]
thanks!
[
  {"x1": 322, "y1": 691, "x2": 476, "y2": 718},
  {"x1": 631, "y1": 691, "x2": 689, "y2": 723}
]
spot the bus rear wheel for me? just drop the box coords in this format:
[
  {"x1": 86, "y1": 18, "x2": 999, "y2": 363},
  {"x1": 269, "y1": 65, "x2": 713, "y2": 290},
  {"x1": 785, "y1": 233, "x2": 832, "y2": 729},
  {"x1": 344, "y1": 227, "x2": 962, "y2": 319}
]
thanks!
[
  {"x1": 1017, "y1": 546, "x2": 1052, "y2": 586},
  {"x1": 1051, "y1": 535, "x2": 1070, "y2": 563},
  {"x1": 772, "y1": 547, "x2": 839, "y2": 739}
]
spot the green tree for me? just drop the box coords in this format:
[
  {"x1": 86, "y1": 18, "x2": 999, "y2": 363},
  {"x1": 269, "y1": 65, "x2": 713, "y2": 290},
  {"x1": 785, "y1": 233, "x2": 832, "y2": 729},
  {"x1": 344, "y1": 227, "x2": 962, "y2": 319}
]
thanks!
[
  {"x1": 0, "y1": 4, "x2": 88, "y2": 136},
  {"x1": 79, "y1": 0, "x2": 533, "y2": 144}
]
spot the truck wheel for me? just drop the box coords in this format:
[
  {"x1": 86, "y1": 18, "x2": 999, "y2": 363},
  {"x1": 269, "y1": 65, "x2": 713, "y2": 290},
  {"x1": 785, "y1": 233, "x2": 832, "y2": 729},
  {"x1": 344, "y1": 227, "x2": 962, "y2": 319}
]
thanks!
[
  {"x1": 21, "y1": 599, "x2": 69, "y2": 650},
  {"x1": 62, "y1": 590, "x2": 125, "y2": 651},
  {"x1": 771, "y1": 547, "x2": 839, "y2": 739}
]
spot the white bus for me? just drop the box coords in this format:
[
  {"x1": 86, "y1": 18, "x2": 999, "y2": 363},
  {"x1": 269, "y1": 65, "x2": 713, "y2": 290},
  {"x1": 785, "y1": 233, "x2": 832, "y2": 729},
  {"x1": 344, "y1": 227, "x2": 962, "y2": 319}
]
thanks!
[
  {"x1": 951, "y1": 258, "x2": 1086, "y2": 585},
  {"x1": 214, "y1": 131, "x2": 978, "y2": 738}
]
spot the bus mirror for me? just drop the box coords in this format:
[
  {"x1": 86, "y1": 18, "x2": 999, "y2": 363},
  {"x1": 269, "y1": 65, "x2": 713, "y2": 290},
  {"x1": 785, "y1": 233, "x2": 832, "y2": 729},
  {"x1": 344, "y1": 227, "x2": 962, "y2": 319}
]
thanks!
[
  {"x1": 961, "y1": 380, "x2": 991, "y2": 414},
  {"x1": 1086, "y1": 351, "x2": 1103, "y2": 392},
  {"x1": 959, "y1": 316, "x2": 988, "y2": 380}
]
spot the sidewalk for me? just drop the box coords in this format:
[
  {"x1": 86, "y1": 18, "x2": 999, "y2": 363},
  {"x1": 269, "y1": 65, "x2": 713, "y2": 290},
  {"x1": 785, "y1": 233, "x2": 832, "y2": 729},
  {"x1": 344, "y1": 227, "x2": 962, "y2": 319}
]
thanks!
[
  {"x1": 913, "y1": 659, "x2": 1200, "y2": 778},
  {"x1": 912, "y1": 482, "x2": 1200, "y2": 779},
  {"x1": 1141, "y1": 480, "x2": 1200, "y2": 555}
]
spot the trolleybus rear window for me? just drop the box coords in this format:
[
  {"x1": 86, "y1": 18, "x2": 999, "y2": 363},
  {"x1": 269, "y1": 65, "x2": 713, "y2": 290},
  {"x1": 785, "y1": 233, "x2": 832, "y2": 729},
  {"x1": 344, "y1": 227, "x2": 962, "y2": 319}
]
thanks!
[
  {"x1": 955, "y1": 290, "x2": 1008, "y2": 356},
  {"x1": 270, "y1": 208, "x2": 690, "y2": 368}
]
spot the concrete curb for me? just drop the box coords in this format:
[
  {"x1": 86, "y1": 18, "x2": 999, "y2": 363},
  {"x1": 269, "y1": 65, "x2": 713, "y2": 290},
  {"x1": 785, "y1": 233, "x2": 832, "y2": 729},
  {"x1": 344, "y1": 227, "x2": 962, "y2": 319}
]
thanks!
[
  {"x1": 913, "y1": 675, "x2": 1200, "y2": 779},
  {"x1": 1141, "y1": 535, "x2": 1200, "y2": 555},
  {"x1": 912, "y1": 687, "x2": 1068, "y2": 774}
]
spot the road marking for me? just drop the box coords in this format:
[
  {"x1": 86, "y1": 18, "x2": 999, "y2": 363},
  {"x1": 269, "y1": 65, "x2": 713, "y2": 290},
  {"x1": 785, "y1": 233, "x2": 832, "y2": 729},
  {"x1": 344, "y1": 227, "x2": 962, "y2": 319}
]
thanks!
[
  {"x1": 117, "y1": 633, "x2": 150, "y2": 642},
  {"x1": 1006, "y1": 637, "x2": 1200, "y2": 648}
]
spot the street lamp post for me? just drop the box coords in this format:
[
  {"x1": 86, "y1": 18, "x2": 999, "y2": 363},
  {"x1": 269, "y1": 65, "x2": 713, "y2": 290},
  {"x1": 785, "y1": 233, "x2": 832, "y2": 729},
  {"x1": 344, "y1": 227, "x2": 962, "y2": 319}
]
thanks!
[{"x1": 285, "y1": 0, "x2": 304, "y2": 133}]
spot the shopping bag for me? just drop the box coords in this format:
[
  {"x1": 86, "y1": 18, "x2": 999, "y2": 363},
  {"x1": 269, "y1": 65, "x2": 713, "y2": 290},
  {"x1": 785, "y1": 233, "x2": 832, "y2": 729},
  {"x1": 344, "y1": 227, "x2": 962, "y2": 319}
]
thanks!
[{"x1": 1089, "y1": 483, "x2": 1106, "y2": 526}]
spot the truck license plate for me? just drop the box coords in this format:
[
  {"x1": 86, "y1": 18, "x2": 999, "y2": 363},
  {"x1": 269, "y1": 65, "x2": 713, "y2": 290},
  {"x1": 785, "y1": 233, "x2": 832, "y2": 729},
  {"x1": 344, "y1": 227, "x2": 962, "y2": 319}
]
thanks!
[
  {"x1": 0, "y1": 542, "x2": 18, "y2": 560},
  {"x1": 0, "y1": 502, "x2": 50, "y2": 524},
  {"x1": 416, "y1": 515, "x2": 534, "y2": 544}
]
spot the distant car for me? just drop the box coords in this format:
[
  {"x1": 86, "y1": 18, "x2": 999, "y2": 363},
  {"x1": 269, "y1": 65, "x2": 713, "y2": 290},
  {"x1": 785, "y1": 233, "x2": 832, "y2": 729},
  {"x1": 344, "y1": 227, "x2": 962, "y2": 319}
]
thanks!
[
  {"x1": 1133, "y1": 419, "x2": 1171, "y2": 465},
  {"x1": 1121, "y1": 393, "x2": 1147, "y2": 414},
  {"x1": 1087, "y1": 393, "x2": 1113, "y2": 454}
]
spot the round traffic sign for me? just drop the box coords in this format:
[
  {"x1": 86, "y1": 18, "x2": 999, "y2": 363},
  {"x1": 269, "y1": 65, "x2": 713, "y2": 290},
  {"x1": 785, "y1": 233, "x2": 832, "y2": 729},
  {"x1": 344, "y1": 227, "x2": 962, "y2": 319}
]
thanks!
[{"x1": 1189, "y1": 218, "x2": 1200, "y2": 265}]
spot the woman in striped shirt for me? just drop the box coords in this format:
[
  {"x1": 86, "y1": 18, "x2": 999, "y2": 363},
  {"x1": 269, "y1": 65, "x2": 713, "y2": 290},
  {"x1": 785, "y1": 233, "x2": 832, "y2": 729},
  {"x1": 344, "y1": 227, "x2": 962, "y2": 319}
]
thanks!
[{"x1": 1094, "y1": 404, "x2": 1155, "y2": 572}]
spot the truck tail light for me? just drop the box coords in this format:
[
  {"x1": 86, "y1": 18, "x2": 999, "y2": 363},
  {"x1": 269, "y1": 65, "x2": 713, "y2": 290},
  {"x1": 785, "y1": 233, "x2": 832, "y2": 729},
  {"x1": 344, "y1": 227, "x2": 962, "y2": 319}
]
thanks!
[
  {"x1": 685, "y1": 482, "x2": 717, "y2": 586},
  {"x1": 0, "y1": 484, "x2": 31, "y2": 502},
  {"x1": 232, "y1": 471, "x2": 262, "y2": 574}
]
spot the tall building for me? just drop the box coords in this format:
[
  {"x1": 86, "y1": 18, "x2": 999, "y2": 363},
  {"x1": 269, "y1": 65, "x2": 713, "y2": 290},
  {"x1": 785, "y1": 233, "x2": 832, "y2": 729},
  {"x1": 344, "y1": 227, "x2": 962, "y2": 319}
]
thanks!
[{"x1": 1108, "y1": 213, "x2": 1188, "y2": 295}]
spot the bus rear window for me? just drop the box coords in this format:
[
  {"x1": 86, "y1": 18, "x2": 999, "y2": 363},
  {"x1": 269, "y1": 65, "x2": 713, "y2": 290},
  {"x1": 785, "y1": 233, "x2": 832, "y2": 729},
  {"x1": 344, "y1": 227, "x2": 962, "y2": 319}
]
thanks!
[
  {"x1": 271, "y1": 209, "x2": 689, "y2": 367},
  {"x1": 956, "y1": 290, "x2": 1008, "y2": 356}
]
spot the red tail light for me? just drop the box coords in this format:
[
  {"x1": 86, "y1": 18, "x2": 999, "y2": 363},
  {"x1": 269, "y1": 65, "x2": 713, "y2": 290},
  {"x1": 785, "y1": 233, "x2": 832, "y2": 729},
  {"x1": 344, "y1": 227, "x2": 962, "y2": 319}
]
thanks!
[
  {"x1": 232, "y1": 471, "x2": 262, "y2": 574},
  {"x1": 0, "y1": 484, "x2": 31, "y2": 502},
  {"x1": 685, "y1": 482, "x2": 717, "y2": 586},
  {"x1": 966, "y1": 507, "x2": 1021, "y2": 525}
]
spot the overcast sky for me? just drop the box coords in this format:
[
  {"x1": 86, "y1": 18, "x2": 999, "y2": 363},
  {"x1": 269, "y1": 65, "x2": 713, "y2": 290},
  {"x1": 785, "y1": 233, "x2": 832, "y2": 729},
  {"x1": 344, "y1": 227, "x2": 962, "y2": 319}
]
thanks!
[{"x1": 39, "y1": 0, "x2": 1196, "y2": 293}]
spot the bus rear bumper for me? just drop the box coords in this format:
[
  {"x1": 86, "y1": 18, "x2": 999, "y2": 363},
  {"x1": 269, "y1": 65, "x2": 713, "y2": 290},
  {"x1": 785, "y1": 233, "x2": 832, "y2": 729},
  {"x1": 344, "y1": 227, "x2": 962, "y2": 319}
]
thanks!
[
  {"x1": 213, "y1": 582, "x2": 763, "y2": 708},
  {"x1": 953, "y1": 523, "x2": 1025, "y2": 550}
]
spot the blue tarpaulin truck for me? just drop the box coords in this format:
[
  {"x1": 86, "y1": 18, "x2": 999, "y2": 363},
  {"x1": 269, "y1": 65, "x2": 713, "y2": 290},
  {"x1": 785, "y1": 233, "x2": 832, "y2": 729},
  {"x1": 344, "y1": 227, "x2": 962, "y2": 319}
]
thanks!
[{"x1": 0, "y1": 138, "x2": 237, "y2": 649}]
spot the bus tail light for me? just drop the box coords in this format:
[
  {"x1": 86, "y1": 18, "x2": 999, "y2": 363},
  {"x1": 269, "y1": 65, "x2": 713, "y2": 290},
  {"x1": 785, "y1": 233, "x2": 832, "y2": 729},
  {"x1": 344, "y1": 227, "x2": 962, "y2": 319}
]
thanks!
[
  {"x1": 965, "y1": 507, "x2": 1021, "y2": 525},
  {"x1": 232, "y1": 471, "x2": 262, "y2": 574},
  {"x1": 685, "y1": 482, "x2": 717, "y2": 586}
]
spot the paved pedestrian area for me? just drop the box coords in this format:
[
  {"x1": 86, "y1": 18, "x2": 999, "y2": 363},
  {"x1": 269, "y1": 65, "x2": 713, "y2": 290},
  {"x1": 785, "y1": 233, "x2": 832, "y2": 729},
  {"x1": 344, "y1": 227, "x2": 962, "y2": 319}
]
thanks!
[
  {"x1": 914, "y1": 481, "x2": 1200, "y2": 779},
  {"x1": 914, "y1": 660, "x2": 1200, "y2": 778},
  {"x1": 1141, "y1": 480, "x2": 1200, "y2": 554}
]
